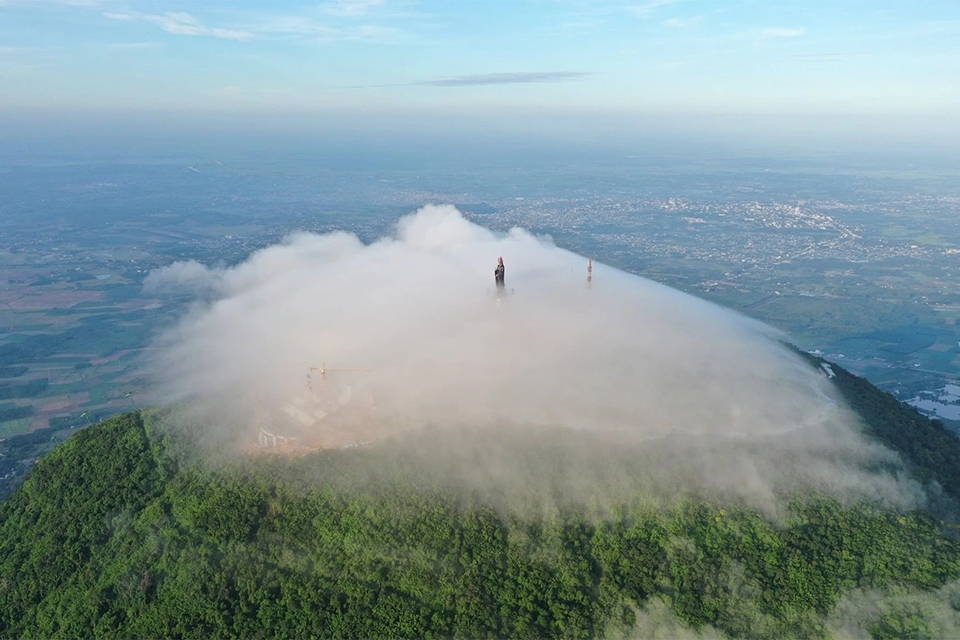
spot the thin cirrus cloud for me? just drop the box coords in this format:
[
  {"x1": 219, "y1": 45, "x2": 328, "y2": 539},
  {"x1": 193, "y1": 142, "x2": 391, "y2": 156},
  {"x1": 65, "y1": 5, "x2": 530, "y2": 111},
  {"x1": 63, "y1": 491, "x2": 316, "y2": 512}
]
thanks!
[
  {"x1": 784, "y1": 51, "x2": 866, "y2": 62},
  {"x1": 663, "y1": 15, "x2": 704, "y2": 29},
  {"x1": 106, "y1": 42, "x2": 160, "y2": 51},
  {"x1": 421, "y1": 71, "x2": 592, "y2": 87},
  {"x1": 759, "y1": 27, "x2": 806, "y2": 38},
  {"x1": 344, "y1": 71, "x2": 593, "y2": 89},
  {"x1": 627, "y1": 0, "x2": 683, "y2": 19},
  {"x1": 102, "y1": 11, "x2": 254, "y2": 41},
  {"x1": 322, "y1": 0, "x2": 385, "y2": 18},
  {"x1": 253, "y1": 17, "x2": 407, "y2": 44}
]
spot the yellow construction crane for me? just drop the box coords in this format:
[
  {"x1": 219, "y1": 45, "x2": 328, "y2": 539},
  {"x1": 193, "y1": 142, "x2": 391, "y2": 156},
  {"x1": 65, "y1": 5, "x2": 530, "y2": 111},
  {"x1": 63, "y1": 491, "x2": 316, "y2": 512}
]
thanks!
[{"x1": 307, "y1": 363, "x2": 375, "y2": 392}]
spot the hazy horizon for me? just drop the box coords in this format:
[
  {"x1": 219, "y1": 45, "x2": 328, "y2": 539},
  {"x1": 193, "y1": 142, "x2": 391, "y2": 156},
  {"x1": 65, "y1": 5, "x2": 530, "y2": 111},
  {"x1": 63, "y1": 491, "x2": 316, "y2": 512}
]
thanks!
[
  {"x1": 2, "y1": 0, "x2": 959, "y2": 155},
  {"x1": 3, "y1": 111, "x2": 959, "y2": 173},
  {"x1": 2, "y1": 2, "x2": 958, "y2": 114}
]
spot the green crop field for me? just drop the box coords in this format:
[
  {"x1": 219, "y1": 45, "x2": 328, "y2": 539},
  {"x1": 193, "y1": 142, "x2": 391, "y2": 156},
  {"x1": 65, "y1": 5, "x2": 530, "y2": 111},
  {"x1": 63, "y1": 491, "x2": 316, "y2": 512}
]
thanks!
[{"x1": 0, "y1": 418, "x2": 32, "y2": 437}]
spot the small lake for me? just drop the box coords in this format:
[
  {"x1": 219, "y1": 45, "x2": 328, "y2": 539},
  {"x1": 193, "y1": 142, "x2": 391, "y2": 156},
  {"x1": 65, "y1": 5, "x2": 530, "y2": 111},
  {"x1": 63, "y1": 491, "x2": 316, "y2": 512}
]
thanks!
[{"x1": 907, "y1": 384, "x2": 960, "y2": 421}]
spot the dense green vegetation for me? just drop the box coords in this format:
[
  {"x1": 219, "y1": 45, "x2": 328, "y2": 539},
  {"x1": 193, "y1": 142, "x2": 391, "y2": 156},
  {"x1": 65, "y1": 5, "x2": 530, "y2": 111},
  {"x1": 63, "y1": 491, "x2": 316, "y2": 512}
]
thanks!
[
  {"x1": 0, "y1": 378, "x2": 49, "y2": 400},
  {"x1": 2, "y1": 407, "x2": 960, "y2": 639},
  {"x1": 0, "y1": 313, "x2": 156, "y2": 366},
  {"x1": 0, "y1": 403, "x2": 34, "y2": 423},
  {"x1": 798, "y1": 350, "x2": 960, "y2": 503},
  {"x1": 48, "y1": 412, "x2": 101, "y2": 430},
  {"x1": 2, "y1": 354, "x2": 960, "y2": 638},
  {"x1": 0, "y1": 423, "x2": 76, "y2": 502}
]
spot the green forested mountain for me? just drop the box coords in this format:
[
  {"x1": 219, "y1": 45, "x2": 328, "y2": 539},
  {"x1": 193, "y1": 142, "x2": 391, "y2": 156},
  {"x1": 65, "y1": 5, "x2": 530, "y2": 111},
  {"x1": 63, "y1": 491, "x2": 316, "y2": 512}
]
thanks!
[
  {"x1": 798, "y1": 350, "x2": 960, "y2": 504},
  {"x1": 2, "y1": 360, "x2": 960, "y2": 639}
]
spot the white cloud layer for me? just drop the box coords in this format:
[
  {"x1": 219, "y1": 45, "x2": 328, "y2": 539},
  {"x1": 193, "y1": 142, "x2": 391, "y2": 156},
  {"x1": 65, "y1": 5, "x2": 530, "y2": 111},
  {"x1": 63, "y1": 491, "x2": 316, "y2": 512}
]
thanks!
[{"x1": 145, "y1": 205, "x2": 922, "y2": 510}]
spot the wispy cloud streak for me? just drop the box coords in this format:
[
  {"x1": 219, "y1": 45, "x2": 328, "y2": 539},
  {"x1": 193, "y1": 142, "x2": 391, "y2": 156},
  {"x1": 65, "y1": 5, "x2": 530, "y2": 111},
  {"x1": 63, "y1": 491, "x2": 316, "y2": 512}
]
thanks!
[
  {"x1": 322, "y1": 0, "x2": 384, "y2": 18},
  {"x1": 347, "y1": 71, "x2": 593, "y2": 88},
  {"x1": 627, "y1": 0, "x2": 683, "y2": 19},
  {"x1": 759, "y1": 27, "x2": 806, "y2": 39},
  {"x1": 103, "y1": 11, "x2": 253, "y2": 41},
  {"x1": 423, "y1": 71, "x2": 592, "y2": 86},
  {"x1": 784, "y1": 51, "x2": 866, "y2": 62},
  {"x1": 664, "y1": 15, "x2": 703, "y2": 29}
]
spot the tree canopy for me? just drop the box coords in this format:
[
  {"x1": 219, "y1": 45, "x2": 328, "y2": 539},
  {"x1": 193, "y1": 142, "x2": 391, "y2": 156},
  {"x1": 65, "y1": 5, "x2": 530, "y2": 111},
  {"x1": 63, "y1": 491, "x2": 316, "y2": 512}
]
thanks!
[{"x1": 2, "y1": 385, "x2": 960, "y2": 639}]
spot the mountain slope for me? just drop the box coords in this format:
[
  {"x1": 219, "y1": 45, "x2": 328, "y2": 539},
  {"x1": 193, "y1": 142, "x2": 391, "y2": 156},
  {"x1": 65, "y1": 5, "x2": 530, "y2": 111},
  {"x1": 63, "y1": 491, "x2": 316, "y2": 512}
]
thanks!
[
  {"x1": 798, "y1": 350, "x2": 960, "y2": 502},
  {"x1": 2, "y1": 361, "x2": 960, "y2": 638}
]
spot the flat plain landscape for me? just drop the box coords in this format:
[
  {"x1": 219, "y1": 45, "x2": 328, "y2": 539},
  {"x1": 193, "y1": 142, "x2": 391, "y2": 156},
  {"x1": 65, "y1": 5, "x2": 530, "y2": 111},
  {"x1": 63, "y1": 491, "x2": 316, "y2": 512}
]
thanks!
[{"x1": 1, "y1": 139, "x2": 959, "y2": 494}]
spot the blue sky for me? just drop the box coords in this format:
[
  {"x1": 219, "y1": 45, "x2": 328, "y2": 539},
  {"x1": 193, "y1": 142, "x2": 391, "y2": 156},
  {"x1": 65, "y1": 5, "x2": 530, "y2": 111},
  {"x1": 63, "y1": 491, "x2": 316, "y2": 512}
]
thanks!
[{"x1": 1, "y1": 0, "x2": 958, "y2": 126}]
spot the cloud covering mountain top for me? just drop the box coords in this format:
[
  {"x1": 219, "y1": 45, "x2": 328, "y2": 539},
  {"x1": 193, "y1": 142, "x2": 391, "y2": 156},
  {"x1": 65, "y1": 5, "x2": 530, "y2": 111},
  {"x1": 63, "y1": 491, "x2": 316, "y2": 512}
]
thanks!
[{"x1": 144, "y1": 205, "x2": 922, "y2": 510}]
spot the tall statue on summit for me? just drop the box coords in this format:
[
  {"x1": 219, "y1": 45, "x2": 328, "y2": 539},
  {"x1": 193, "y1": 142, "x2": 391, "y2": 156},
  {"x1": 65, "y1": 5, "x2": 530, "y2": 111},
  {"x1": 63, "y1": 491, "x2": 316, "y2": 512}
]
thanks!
[{"x1": 494, "y1": 256, "x2": 505, "y2": 291}]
